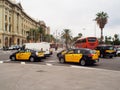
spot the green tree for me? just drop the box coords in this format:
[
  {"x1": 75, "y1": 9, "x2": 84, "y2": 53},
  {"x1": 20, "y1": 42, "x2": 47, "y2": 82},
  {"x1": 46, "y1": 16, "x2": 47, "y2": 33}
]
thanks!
[
  {"x1": 61, "y1": 29, "x2": 72, "y2": 49},
  {"x1": 113, "y1": 34, "x2": 120, "y2": 45},
  {"x1": 73, "y1": 33, "x2": 83, "y2": 41},
  {"x1": 105, "y1": 36, "x2": 112, "y2": 44},
  {"x1": 78, "y1": 33, "x2": 82, "y2": 38},
  {"x1": 26, "y1": 29, "x2": 37, "y2": 42},
  {"x1": 38, "y1": 26, "x2": 45, "y2": 42},
  {"x1": 44, "y1": 34, "x2": 55, "y2": 42},
  {"x1": 95, "y1": 11, "x2": 108, "y2": 43},
  {"x1": 50, "y1": 34, "x2": 55, "y2": 43},
  {"x1": 114, "y1": 34, "x2": 119, "y2": 41}
]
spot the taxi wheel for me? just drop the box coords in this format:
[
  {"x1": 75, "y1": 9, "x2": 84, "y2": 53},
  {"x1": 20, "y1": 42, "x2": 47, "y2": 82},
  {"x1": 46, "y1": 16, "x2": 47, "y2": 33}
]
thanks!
[
  {"x1": 29, "y1": 57, "x2": 35, "y2": 62},
  {"x1": 59, "y1": 58, "x2": 65, "y2": 63},
  {"x1": 80, "y1": 59, "x2": 86, "y2": 66},
  {"x1": 11, "y1": 56, "x2": 16, "y2": 61}
]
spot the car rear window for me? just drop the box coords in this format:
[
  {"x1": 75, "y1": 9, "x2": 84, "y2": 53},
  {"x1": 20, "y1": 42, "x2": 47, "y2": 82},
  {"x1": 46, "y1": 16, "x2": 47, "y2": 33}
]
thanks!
[
  {"x1": 106, "y1": 46, "x2": 114, "y2": 50},
  {"x1": 89, "y1": 50, "x2": 96, "y2": 54}
]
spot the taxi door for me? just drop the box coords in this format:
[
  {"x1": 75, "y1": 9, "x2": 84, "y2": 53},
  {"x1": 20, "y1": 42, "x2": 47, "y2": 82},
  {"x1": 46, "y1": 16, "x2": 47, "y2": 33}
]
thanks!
[
  {"x1": 65, "y1": 50, "x2": 74, "y2": 62},
  {"x1": 72, "y1": 50, "x2": 82, "y2": 63},
  {"x1": 16, "y1": 50, "x2": 31, "y2": 60}
]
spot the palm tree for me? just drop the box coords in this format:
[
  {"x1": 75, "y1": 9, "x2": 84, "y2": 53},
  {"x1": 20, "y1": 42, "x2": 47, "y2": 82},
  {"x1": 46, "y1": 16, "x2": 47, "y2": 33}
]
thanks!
[
  {"x1": 113, "y1": 34, "x2": 120, "y2": 45},
  {"x1": 114, "y1": 34, "x2": 119, "y2": 41},
  {"x1": 38, "y1": 26, "x2": 45, "y2": 42},
  {"x1": 73, "y1": 33, "x2": 82, "y2": 41},
  {"x1": 95, "y1": 11, "x2": 108, "y2": 43},
  {"x1": 61, "y1": 29, "x2": 72, "y2": 49},
  {"x1": 26, "y1": 29, "x2": 36, "y2": 42},
  {"x1": 78, "y1": 33, "x2": 82, "y2": 38},
  {"x1": 50, "y1": 34, "x2": 55, "y2": 42},
  {"x1": 44, "y1": 34, "x2": 55, "y2": 42}
]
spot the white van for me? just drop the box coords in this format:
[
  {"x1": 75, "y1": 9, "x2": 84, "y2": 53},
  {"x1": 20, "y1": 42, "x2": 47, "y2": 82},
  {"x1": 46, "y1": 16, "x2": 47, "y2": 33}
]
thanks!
[{"x1": 23, "y1": 42, "x2": 51, "y2": 57}]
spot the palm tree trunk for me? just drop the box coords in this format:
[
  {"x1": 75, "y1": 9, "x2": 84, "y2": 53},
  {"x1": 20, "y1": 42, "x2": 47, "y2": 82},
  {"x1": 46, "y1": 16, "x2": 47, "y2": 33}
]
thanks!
[
  {"x1": 101, "y1": 28, "x2": 103, "y2": 44},
  {"x1": 40, "y1": 34, "x2": 42, "y2": 42},
  {"x1": 65, "y1": 40, "x2": 68, "y2": 49}
]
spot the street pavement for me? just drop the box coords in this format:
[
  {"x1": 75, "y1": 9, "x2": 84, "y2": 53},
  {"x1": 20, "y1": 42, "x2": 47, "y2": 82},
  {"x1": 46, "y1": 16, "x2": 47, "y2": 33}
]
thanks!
[{"x1": 0, "y1": 63, "x2": 120, "y2": 90}]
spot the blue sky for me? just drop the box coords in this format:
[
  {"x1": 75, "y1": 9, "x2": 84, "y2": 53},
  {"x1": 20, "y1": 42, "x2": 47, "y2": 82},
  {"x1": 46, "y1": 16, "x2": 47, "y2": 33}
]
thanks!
[{"x1": 16, "y1": 0, "x2": 120, "y2": 38}]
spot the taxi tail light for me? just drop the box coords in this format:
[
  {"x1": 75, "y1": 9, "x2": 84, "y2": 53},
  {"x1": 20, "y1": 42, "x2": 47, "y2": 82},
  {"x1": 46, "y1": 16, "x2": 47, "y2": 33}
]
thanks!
[{"x1": 88, "y1": 54, "x2": 94, "y2": 57}]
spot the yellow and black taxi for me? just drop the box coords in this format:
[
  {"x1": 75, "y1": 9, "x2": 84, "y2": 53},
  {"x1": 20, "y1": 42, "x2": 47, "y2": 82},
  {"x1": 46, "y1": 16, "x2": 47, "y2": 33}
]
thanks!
[
  {"x1": 58, "y1": 48, "x2": 99, "y2": 66},
  {"x1": 95, "y1": 45, "x2": 116, "y2": 58},
  {"x1": 57, "y1": 48, "x2": 73, "y2": 58},
  {"x1": 95, "y1": 50, "x2": 100, "y2": 57},
  {"x1": 9, "y1": 49, "x2": 44, "y2": 62},
  {"x1": 57, "y1": 49, "x2": 68, "y2": 58}
]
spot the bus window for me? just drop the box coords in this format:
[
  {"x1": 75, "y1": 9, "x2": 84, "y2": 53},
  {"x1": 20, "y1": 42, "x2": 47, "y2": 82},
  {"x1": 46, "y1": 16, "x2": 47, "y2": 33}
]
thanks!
[
  {"x1": 74, "y1": 37, "x2": 98, "y2": 49},
  {"x1": 88, "y1": 38, "x2": 96, "y2": 42}
]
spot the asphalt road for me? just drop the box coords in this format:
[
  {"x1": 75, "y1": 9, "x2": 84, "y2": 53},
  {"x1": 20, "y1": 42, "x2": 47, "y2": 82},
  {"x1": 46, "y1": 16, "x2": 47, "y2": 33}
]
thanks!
[
  {"x1": 0, "y1": 50, "x2": 120, "y2": 90},
  {"x1": 0, "y1": 50, "x2": 120, "y2": 71}
]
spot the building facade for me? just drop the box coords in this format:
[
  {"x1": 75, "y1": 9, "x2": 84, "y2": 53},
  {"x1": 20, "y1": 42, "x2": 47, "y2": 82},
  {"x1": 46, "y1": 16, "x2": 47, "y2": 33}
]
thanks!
[{"x1": 0, "y1": 0, "x2": 50, "y2": 48}]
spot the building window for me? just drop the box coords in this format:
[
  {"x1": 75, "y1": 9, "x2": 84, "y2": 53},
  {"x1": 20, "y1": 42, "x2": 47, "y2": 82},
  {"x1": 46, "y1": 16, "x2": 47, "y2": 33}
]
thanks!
[
  {"x1": 22, "y1": 29, "x2": 23, "y2": 35},
  {"x1": 9, "y1": 24, "x2": 11, "y2": 32},
  {"x1": 5, "y1": 23, "x2": 7, "y2": 31},
  {"x1": 9, "y1": 17, "x2": 11, "y2": 23},
  {"x1": 5, "y1": 15, "x2": 7, "y2": 21}
]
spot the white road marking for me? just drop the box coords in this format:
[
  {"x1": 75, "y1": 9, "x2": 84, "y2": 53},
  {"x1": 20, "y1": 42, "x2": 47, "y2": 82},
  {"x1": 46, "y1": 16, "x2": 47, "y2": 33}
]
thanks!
[
  {"x1": 46, "y1": 63, "x2": 53, "y2": 66},
  {"x1": 0, "y1": 61, "x2": 3, "y2": 63},
  {"x1": 1, "y1": 58, "x2": 120, "y2": 73},
  {"x1": 5, "y1": 59, "x2": 11, "y2": 62},
  {"x1": 21, "y1": 62, "x2": 26, "y2": 64},
  {"x1": 0, "y1": 59, "x2": 10, "y2": 63},
  {"x1": 71, "y1": 65, "x2": 103, "y2": 70},
  {"x1": 45, "y1": 60, "x2": 56, "y2": 63},
  {"x1": 70, "y1": 65, "x2": 120, "y2": 72}
]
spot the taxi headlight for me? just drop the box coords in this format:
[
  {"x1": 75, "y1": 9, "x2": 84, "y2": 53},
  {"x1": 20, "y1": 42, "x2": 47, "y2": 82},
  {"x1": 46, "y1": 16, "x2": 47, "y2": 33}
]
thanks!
[{"x1": 36, "y1": 52, "x2": 38, "y2": 56}]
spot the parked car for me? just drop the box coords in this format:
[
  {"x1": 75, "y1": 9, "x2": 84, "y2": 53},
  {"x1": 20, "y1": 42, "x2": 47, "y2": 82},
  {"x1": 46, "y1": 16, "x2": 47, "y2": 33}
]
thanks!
[
  {"x1": 9, "y1": 49, "x2": 44, "y2": 62},
  {"x1": 58, "y1": 48, "x2": 99, "y2": 66},
  {"x1": 9, "y1": 45, "x2": 21, "y2": 50},
  {"x1": 23, "y1": 42, "x2": 51, "y2": 57},
  {"x1": 3, "y1": 46, "x2": 9, "y2": 50},
  {"x1": 95, "y1": 45, "x2": 116, "y2": 58}
]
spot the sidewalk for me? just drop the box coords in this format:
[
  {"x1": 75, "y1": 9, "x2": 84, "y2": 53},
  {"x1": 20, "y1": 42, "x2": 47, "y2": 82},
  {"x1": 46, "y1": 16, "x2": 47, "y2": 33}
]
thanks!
[{"x1": 0, "y1": 63, "x2": 120, "y2": 90}]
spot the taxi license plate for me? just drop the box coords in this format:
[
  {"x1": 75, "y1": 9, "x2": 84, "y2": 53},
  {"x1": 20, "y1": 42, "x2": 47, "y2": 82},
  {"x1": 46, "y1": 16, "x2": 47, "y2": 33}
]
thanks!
[
  {"x1": 106, "y1": 50, "x2": 114, "y2": 53},
  {"x1": 38, "y1": 53, "x2": 44, "y2": 57}
]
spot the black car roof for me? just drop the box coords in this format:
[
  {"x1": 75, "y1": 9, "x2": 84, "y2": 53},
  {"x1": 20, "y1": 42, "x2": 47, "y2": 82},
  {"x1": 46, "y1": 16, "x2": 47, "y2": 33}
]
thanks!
[{"x1": 97, "y1": 45, "x2": 113, "y2": 47}]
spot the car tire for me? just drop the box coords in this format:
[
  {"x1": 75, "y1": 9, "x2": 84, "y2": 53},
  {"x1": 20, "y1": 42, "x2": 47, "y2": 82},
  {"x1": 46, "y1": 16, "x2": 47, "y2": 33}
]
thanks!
[
  {"x1": 59, "y1": 58, "x2": 65, "y2": 63},
  {"x1": 80, "y1": 59, "x2": 86, "y2": 66},
  {"x1": 29, "y1": 57, "x2": 35, "y2": 62},
  {"x1": 11, "y1": 56, "x2": 16, "y2": 61}
]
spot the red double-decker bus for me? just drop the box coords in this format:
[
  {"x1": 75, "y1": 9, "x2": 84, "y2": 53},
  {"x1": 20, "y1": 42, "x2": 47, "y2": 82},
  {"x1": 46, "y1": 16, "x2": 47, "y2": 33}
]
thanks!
[{"x1": 74, "y1": 37, "x2": 99, "y2": 49}]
